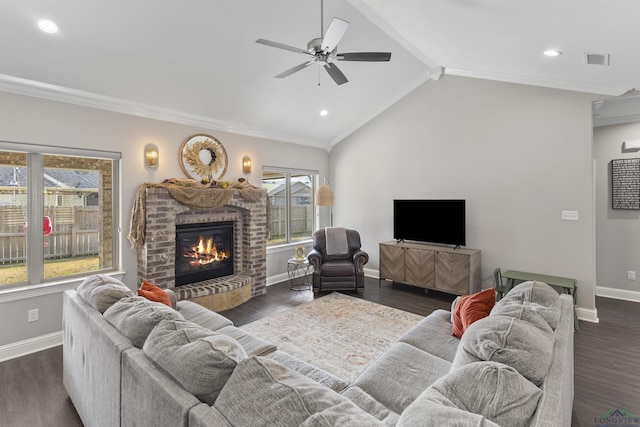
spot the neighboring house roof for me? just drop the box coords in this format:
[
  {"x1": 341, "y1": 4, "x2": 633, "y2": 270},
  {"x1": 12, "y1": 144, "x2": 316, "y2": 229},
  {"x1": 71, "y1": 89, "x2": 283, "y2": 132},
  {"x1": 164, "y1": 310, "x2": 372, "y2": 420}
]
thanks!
[
  {"x1": 0, "y1": 166, "x2": 99, "y2": 189},
  {"x1": 267, "y1": 181, "x2": 312, "y2": 198}
]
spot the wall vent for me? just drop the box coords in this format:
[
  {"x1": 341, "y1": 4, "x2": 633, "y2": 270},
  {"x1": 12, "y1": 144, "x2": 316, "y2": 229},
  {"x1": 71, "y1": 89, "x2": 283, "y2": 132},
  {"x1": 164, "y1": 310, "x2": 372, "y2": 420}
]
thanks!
[{"x1": 585, "y1": 52, "x2": 610, "y2": 66}]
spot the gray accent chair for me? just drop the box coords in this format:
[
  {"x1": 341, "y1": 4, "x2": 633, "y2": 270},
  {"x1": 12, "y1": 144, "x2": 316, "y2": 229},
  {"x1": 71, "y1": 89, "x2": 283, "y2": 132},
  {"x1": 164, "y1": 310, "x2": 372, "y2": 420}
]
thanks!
[{"x1": 307, "y1": 228, "x2": 369, "y2": 296}]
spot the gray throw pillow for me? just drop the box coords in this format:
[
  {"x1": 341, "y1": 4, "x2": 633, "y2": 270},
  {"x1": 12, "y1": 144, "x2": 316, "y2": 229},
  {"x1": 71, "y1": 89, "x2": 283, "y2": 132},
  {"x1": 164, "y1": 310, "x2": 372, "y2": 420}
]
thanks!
[
  {"x1": 490, "y1": 300, "x2": 557, "y2": 332},
  {"x1": 76, "y1": 274, "x2": 134, "y2": 313},
  {"x1": 143, "y1": 319, "x2": 247, "y2": 405},
  {"x1": 401, "y1": 361, "x2": 541, "y2": 427},
  {"x1": 214, "y1": 356, "x2": 385, "y2": 427},
  {"x1": 494, "y1": 281, "x2": 561, "y2": 330},
  {"x1": 103, "y1": 296, "x2": 184, "y2": 348},
  {"x1": 451, "y1": 315, "x2": 554, "y2": 385}
]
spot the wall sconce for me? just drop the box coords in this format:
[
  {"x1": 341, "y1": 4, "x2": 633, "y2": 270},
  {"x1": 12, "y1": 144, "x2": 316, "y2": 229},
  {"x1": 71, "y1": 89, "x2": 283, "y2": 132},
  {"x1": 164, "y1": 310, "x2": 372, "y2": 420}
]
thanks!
[
  {"x1": 144, "y1": 144, "x2": 159, "y2": 168},
  {"x1": 242, "y1": 155, "x2": 251, "y2": 174}
]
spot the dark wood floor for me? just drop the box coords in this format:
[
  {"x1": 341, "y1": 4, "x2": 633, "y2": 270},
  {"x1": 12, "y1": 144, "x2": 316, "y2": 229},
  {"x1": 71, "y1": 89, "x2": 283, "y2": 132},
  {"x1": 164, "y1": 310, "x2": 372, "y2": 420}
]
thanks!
[{"x1": 1, "y1": 277, "x2": 638, "y2": 426}]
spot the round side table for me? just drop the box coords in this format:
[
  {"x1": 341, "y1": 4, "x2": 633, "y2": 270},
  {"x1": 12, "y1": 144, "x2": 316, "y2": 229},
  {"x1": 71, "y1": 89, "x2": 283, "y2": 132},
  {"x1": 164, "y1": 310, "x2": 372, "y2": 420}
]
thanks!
[{"x1": 287, "y1": 257, "x2": 311, "y2": 291}]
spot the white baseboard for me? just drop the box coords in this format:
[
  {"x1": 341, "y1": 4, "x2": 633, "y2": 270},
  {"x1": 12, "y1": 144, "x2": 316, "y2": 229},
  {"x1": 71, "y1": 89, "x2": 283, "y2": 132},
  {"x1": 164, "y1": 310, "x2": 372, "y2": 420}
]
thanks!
[
  {"x1": 596, "y1": 286, "x2": 640, "y2": 303},
  {"x1": 0, "y1": 331, "x2": 62, "y2": 363},
  {"x1": 576, "y1": 306, "x2": 599, "y2": 324},
  {"x1": 267, "y1": 272, "x2": 289, "y2": 286},
  {"x1": 364, "y1": 268, "x2": 379, "y2": 279},
  {"x1": 268, "y1": 268, "x2": 380, "y2": 286}
]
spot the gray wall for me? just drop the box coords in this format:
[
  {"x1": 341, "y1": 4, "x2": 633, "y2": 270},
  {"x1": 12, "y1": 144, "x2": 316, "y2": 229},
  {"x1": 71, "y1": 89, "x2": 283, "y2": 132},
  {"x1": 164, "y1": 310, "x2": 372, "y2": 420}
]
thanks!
[
  {"x1": 0, "y1": 91, "x2": 328, "y2": 349},
  {"x1": 594, "y1": 122, "x2": 640, "y2": 297},
  {"x1": 330, "y1": 75, "x2": 598, "y2": 314}
]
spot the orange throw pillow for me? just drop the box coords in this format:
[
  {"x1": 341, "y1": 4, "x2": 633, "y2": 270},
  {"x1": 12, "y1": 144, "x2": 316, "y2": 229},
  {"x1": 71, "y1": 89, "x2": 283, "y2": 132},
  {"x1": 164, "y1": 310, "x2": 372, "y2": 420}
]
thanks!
[
  {"x1": 451, "y1": 288, "x2": 496, "y2": 338},
  {"x1": 137, "y1": 279, "x2": 172, "y2": 307}
]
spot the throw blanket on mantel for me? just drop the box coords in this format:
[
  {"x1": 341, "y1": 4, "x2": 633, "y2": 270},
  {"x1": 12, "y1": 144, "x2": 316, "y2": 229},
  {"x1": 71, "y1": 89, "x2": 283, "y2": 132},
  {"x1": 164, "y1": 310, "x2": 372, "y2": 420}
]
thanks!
[
  {"x1": 325, "y1": 227, "x2": 348, "y2": 255},
  {"x1": 127, "y1": 182, "x2": 264, "y2": 250}
]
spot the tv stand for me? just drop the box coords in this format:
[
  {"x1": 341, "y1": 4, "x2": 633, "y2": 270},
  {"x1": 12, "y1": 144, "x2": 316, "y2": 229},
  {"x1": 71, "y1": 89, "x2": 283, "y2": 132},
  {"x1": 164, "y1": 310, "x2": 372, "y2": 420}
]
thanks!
[{"x1": 379, "y1": 241, "x2": 481, "y2": 295}]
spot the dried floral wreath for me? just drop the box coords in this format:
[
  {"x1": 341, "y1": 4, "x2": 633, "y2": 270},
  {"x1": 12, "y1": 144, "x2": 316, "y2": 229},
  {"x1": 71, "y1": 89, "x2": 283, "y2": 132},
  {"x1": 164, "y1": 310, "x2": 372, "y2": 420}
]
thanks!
[{"x1": 179, "y1": 134, "x2": 228, "y2": 180}]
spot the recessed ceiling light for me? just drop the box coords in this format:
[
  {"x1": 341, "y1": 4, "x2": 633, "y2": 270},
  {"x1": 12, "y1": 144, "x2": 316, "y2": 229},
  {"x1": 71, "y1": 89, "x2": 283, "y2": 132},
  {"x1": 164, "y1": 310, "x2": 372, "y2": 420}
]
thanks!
[
  {"x1": 320, "y1": 109, "x2": 328, "y2": 117},
  {"x1": 37, "y1": 19, "x2": 59, "y2": 34},
  {"x1": 543, "y1": 49, "x2": 562, "y2": 57}
]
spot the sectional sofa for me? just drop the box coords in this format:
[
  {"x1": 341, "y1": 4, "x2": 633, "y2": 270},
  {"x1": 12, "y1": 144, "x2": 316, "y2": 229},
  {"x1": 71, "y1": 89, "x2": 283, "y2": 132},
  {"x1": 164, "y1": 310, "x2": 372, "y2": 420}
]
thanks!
[{"x1": 63, "y1": 274, "x2": 574, "y2": 426}]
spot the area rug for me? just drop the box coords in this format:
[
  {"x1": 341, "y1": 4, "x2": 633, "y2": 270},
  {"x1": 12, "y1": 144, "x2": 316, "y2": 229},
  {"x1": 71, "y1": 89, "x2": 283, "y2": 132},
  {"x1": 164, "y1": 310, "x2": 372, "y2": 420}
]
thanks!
[{"x1": 241, "y1": 292, "x2": 423, "y2": 381}]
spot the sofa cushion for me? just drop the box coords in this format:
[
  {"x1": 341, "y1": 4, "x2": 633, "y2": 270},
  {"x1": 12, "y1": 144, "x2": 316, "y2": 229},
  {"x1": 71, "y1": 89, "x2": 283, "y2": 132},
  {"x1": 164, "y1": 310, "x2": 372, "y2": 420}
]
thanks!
[
  {"x1": 493, "y1": 281, "x2": 561, "y2": 330},
  {"x1": 214, "y1": 356, "x2": 385, "y2": 426},
  {"x1": 300, "y1": 400, "x2": 386, "y2": 426},
  {"x1": 76, "y1": 274, "x2": 134, "y2": 313},
  {"x1": 177, "y1": 300, "x2": 234, "y2": 331},
  {"x1": 341, "y1": 385, "x2": 399, "y2": 426},
  {"x1": 319, "y1": 260, "x2": 356, "y2": 277},
  {"x1": 451, "y1": 288, "x2": 496, "y2": 338},
  {"x1": 352, "y1": 342, "x2": 452, "y2": 414},
  {"x1": 490, "y1": 300, "x2": 557, "y2": 333},
  {"x1": 398, "y1": 309, "x2": 460, "y2": 362},
  {"x1": 137, "y1": 279, "x2": 172, "y2": 308},
  {"x1": 103, "y1": 296, "x2": 184, "y2": 348},
  {"x1": 217, "y1": 325, "x2": 277, "y2": 357},
  {"x1": 143, "y1": 319, "x2": 247, "y2": 405},
  {"x1": 267, "y1": 350, "x2": 349, "y2": 393},
  {"x1": 399, "y1": 361, "x2": 540, "y2": 427},
  {"x1": 451, "y1": 315, "x2": 554, "y2": 385},
  {"x1": 398, "y1": 402, "x2": 500, "y2": 427}
]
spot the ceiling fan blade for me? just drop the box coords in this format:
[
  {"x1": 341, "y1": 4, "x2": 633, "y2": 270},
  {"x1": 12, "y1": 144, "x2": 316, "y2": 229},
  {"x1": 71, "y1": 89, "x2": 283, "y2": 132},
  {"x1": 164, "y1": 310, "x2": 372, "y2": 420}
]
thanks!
[
  {"x1": 324, "y1": 63, "x2": 348, "y2": 85},
  {"x1": 337, "y1": 52, "x2": 392, "y2": 62},
  {"x1": 321, "y1": 18, "x2": 349, "y2": 53},
  {"x1": 256, "y1": 38, "x2": 311, "y2": 56},
  {"x1": 275, "y1": 61, "x2": 315, "y2": 79}
]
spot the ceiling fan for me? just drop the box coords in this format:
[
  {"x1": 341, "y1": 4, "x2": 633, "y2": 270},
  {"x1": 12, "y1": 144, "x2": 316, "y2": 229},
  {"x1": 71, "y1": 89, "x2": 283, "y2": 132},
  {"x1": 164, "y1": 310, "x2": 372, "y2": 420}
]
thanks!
[{"x1": 255, "y1": 0, "x2": 391, "y2": 85}]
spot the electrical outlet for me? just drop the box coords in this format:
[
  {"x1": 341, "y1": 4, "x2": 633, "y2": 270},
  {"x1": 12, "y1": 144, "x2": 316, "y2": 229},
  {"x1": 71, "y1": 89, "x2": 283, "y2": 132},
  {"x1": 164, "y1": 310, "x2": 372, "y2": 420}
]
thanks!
[
  {"x1": 27, "y1": 309, "x2": 39, "y2": 323},
  {"x1": 628, "y1": 271, "x2": 636, "y2": 281},
  {"x1": 561, "y1": 211, "x2": 580, "y2": 221}
]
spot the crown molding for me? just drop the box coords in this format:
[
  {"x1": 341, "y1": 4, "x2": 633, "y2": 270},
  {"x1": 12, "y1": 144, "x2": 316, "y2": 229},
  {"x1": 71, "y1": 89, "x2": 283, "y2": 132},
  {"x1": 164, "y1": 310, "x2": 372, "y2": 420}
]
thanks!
[
  {"x1": 593, "y1": 114, "x2": 640, "y2": 127},
  {"x1": 445, "y1": 67, "x2": 627, "y2": 97},
  {"x1": 0, "y1": 74, "x2": 328, "y2": 150}
]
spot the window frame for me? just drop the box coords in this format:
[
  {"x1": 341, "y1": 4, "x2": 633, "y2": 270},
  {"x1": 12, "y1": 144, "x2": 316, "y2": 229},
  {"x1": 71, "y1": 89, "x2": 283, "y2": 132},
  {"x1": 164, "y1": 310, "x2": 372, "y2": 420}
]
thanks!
[
  {"x1": 0, "y1": 141, "x2": 121, "y2": 290},
  {"x1": 262, "y1": 166, "x2": 317, "y2": 247}
]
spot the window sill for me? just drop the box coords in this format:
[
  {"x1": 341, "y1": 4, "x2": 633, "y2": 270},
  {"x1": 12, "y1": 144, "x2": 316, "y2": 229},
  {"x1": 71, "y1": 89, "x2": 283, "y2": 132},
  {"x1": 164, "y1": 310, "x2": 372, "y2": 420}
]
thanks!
[
  {"x1": 0, "y1": 271, "x2": 126, "y2": 303},
  {"x1": 267, "y1": 239, "x2": 313, "y2": 255}
]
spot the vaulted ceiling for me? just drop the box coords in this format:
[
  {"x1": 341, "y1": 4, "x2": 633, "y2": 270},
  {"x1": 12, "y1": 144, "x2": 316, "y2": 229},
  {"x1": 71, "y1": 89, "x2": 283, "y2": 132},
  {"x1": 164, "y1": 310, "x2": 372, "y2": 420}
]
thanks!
[{"x1": 2, "y1": 0, "x2": 639, "y2": 150}]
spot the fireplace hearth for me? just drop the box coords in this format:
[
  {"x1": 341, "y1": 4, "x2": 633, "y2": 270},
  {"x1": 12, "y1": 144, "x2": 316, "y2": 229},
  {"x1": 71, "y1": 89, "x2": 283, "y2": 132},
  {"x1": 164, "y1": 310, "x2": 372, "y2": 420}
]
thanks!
[{"x1": 175, "y1": 221, "x2": 234, "y2": 286}]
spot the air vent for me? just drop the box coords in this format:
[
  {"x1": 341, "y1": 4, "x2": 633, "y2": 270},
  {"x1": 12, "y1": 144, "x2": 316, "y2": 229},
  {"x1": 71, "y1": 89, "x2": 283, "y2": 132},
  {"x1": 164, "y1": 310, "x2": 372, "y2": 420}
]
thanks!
[{"x1": 585, "y1": 52, "x2": 610, "y2": 66}]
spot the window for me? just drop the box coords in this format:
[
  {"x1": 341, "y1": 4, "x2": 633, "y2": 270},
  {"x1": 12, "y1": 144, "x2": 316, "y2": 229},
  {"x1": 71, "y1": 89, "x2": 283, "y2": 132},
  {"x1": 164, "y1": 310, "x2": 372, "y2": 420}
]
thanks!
[
  {"x1": 262, "y1": 167, "x2": 316, "y2": 245},
  {"x1": 0, "y1": 143, "x2": 120, "y2": 288}
]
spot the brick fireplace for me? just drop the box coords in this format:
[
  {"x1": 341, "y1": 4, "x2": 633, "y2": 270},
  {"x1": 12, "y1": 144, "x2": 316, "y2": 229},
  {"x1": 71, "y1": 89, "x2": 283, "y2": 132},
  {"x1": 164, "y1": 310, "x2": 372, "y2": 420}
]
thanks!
[{"x1": 136, "y1": 187, "x2": 268, "y2": 311}]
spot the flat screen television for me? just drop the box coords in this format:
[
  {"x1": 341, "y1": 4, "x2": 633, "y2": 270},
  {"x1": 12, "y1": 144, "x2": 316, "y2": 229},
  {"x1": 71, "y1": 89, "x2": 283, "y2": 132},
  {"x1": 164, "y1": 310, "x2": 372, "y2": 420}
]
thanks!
[{"x1": 393, "y1": 199, "x2": 466, "y2": 247}]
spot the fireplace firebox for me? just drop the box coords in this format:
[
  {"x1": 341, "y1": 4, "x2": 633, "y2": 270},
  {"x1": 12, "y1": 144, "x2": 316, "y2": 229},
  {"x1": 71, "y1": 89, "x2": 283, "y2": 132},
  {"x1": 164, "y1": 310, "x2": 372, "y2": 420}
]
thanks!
[{"x1": 175, "y1": 221, "x2": 234, "y2": 286}]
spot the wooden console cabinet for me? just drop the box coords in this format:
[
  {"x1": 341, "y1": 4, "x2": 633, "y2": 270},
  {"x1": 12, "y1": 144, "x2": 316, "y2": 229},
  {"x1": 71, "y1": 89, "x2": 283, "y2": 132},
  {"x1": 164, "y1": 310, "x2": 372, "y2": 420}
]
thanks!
[{"x1": 379, "y1": 241, "x2": 481, "y2": 295}]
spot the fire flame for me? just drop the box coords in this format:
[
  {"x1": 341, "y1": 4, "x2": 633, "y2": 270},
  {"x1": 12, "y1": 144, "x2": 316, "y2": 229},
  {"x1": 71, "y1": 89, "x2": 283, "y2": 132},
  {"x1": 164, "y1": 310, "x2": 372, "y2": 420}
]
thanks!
[{"x1": 188, "y1": 236, "x2": 228, "y2": 266}]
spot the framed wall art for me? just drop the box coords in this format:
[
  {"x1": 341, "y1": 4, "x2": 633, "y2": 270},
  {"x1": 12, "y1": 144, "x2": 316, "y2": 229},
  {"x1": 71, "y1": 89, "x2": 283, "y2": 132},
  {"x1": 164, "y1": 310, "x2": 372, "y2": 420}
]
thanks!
[{"x1": 611, "y1": 158, "x2": 640, "y2": 210}]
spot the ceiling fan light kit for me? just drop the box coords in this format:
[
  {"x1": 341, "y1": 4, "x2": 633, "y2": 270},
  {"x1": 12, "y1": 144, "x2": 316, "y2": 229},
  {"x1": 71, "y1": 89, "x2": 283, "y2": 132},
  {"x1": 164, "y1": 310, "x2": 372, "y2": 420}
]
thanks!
[{"x1": 256, "y1": 2, "x2": 391, "y2": 85}]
